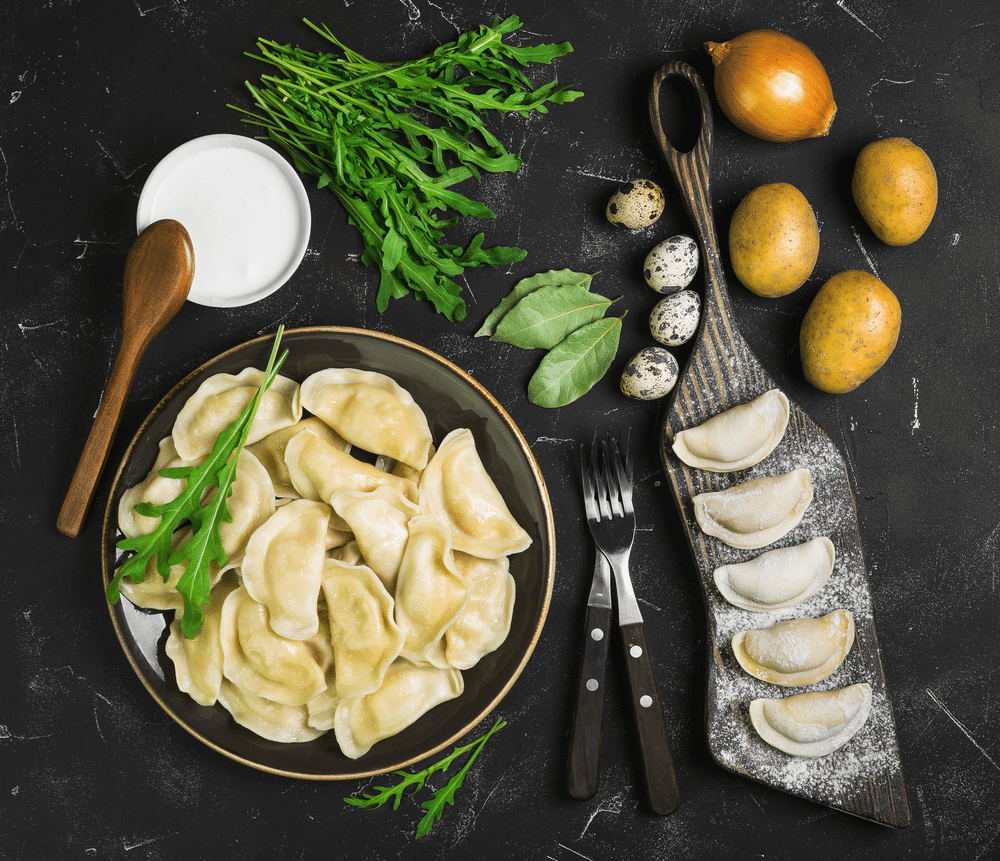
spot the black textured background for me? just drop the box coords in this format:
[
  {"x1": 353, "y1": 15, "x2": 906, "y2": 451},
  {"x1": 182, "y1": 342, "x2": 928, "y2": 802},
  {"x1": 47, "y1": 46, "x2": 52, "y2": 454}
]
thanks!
[{"x1": 3, "y1": 1, "x2": 998, "y2": 859}]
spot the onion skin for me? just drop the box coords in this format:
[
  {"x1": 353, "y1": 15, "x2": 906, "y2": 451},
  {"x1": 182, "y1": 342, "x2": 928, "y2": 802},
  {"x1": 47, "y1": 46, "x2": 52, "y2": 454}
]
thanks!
[{"x1": 705, "y1": 30, "x2": 837, "y2": 143}]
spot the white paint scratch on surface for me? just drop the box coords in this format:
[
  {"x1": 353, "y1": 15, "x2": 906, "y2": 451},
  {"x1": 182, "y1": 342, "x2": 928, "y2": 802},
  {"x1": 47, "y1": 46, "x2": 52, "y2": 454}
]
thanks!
[
  {"x1": 927, "y1": 689, "x2": 999, "y2": 771},
  {"x1": 572, "y1": 168, "x2": 629, "y2": 184},
  {"x1": 851, "y1": 227, "x2": 880, "y2": 278},
  {"x1": 836, "y1": 0, "x2": 884, "y2": 41},
  {"x1": 557, "y1": 844, "x2": 594, "y2": 861},
  {"x1": 951, "y1": 232, "x2": 961, "y2": 246},
  {"x1": 578, "y1": 788, "x2": 626, "y2": 838},
  {"x1": 533, "y1": 436, "x2": 575, "y2": 446},
  {"x1": 911, "y1": 377, "x2": 920, "y2": 432}
]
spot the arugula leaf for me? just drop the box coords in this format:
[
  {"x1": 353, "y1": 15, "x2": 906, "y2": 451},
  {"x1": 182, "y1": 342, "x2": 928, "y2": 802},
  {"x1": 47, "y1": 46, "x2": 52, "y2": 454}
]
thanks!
[
  {"x1": 232, "y1": 17, "x2": 582, "y2": 321},
  {"x1": 475, "y1": 269, "x2": 596, "y2": 337},
  {"x1": 527, "y1": 314, "x2": 626, "y2": 408},
  {"x1": 491, "y1": 283, "x2": 615, "y2": 349},
  {"x1": 108, "y1": 327, "x2": 289, "y2": 638},
  {"x1": 344, "y1": 717, "x2": 506, "y2": 840}
]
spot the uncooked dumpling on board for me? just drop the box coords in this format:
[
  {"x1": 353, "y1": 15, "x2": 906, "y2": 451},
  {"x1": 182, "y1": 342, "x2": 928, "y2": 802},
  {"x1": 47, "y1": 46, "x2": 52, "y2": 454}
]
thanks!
[
  {"x1": 714, "y1": 536, "x2": 835, "y2": 612},
  {"x1": 171, "y1": 367, "x2": 302, "y2": 460},
  {"x1": 749, "y1": 683, "x2": 872, "y2": 758},
  {"x1": 672, "y1": 389, "x2": 790, "y2": 472},
  {"x1": 419, "y1": 428, "x2": 532, "y2": 559},
  {"x1": 300, "y1": 367, "x2": 433, "y2": 470},
  {"x1": 732, "y1": 609, "x2": 855, "y2": 686},
  {"x1": 693, "y1": 468, "x2": 812, "y2": 550}
]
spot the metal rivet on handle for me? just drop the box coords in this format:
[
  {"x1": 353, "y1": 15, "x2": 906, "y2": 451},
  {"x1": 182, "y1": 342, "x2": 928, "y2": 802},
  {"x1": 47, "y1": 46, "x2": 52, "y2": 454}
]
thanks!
[
  {"x1": 587, "y1": 679, "x2": 599, "y2": 692},
  {"x1": 640, "y1": 695, "x2": 653, "y2": 708},
  {"x1": 591, "y1": 628, "x2": 605, "y2": 642},
  {"x1": 630, "y1": 645, "x2": 643, "y2": 658}
]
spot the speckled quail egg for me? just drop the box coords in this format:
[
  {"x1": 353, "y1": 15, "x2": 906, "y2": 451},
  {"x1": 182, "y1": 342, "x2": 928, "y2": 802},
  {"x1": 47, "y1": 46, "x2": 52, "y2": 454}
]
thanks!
[
  {"x1": 620, "y1": 346, "x2": 679, "y2": 401},
  {"x1": 643, "y1": 234, "x2": 699, "y2": 294},
  {"x1": 650, "y1": 289, "x2": 701, "y2": 347},
  {"x1": 606, "y1": 179, "x2": 665, "y2": 229}
]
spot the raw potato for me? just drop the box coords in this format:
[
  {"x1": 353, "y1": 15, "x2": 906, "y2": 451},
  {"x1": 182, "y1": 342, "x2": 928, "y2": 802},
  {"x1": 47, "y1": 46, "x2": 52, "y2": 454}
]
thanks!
[
  {"x1": 799, "y1": 270, "x2": 901, "y2": 394},
  {"x1": 729, "y1": 182, "x2": 819, "y2": 297},
  {"x1": 852, "y1": 137, "x2": 937, "y2": 246}
]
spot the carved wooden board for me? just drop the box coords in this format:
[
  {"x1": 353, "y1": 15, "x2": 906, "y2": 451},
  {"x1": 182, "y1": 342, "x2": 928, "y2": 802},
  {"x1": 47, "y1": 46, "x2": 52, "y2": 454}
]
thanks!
[{"x1": 649, "y1": 61, "x2": 911, "y2": 828}]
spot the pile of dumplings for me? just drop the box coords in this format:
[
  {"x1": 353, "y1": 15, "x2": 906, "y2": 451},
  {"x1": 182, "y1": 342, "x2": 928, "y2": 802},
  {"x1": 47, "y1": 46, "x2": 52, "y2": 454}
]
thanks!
[
  {"x1": 116, "y1": 364, "x2": 532, "y2": 759},
  {"x1": 671, "y1": 389, "x2": 871, "y2": 759}
]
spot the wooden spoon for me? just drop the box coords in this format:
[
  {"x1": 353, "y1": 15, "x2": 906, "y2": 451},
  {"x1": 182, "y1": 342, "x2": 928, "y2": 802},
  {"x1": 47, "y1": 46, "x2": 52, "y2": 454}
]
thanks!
[{"x1": 57, "y1": 219, "x2": 194, "y2": 537}]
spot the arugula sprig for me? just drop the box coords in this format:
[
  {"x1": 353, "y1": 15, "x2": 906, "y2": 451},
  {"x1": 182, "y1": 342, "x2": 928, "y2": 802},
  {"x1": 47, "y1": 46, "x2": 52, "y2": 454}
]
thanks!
[
  {"x1": 232, "y1": 16, "x2": 583, "y2": 321},
  {"x1": 107, "y1": 327, "x2": 289, "y2": 638},
  {"x1": 345, "y1": 717, "x2": 506, "y2": 839}
]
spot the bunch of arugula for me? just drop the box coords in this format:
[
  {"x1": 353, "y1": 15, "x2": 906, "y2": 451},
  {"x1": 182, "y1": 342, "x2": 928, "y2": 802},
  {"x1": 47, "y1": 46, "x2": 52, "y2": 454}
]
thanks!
[
  {"x1": 106, "y1": 328, "x2": 289, "y2": 639},
  {"x1": 232, "y1": 16, "x2": 583, "y2": 322}
]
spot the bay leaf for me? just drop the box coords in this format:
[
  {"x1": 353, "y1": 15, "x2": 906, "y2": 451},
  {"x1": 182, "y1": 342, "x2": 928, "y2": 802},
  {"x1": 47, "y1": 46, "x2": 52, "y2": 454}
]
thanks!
[
  {"x1": 491, "y1": 283, "x2": 613, "y2": 349},
  {"x1": 528, "y1": 314, "x2": 626, "y2": 408},
  {"x1": 474, "y1": 269, "x2": 595, "y2": 337}
]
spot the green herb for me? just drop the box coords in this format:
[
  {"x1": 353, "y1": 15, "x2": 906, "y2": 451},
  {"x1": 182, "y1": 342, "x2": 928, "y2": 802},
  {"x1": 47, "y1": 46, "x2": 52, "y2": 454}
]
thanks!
[
  {"x1": 528, "y1": 314, "x2": 626, "y2": 408},
  {"x1": 475, "y1": 268, "x2": 596, "y2": 337},
  {"x1": 491, "y1": 282, "x2": 615, "y2": 349},
  {"x1": 107, "y1": 328, "x2": 289, "y2": 638},
  {"x1": 232, "y1": 17, "x2": 583, "y2": 322},
  {"x1": 345, "y1": 717, "x2": 506, "y2": 839}
]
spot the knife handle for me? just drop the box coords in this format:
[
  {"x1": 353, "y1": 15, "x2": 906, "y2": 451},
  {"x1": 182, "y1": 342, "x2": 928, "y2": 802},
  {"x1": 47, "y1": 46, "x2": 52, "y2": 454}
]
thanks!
[
  {"x1": 620, "y1": 621, "x2": 681, "y2": 815},
  {"x1": 566, "y1": 604, "x2": 612, "y2": 800}
]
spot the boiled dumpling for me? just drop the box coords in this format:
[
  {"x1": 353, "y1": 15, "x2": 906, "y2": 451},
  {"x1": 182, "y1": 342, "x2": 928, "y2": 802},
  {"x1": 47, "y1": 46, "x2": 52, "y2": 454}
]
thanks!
[
  {"x1": 394, "y1": 515, "x2": 469, "y2": 663},
  {"x1": 172, "y1": 367, "x2": 302, "y2": 461},
  {"x1": 118, "y1": 437, "x2": 200, "y2": 538},
  {"x1": 749, "y1": 683, "x2": 872, "y2": 757},
  {"x1": 445, "y1": 553, "x2": 516, "y2": 671},
  {"x1": 248, "y1": 417, "x2": 349, "y2": 497},
  {"x1": 330, "y1": 486, "x2": 421, "y2": 592},
  {"x1": 672, "y1": 390, "x2": 790, "y2": 472},
  {"x1": 306, "y1": 685, "x2": 341, "y2": 732},
  {"x1": 732, "y1": 609, "x2": 855, "y2": 686},
  {"x1": 693, "y1": 468, "x2": 812, "y2": 550},
  {"x1": 165, "y1": 574, "x2": 239, "y2": 706},
  {"x1": 419, "y1": 428, "x2": 532, "y2": 559},
  {"x1": 219, "y1": 586, "x2": 333, "y2": 706},
  {"x1": 284, "y1": 426, "x2": 418, "y2": 505},
  {"x1": 320, "y1": 559, "x2": 404, "y2": 698},
  {"x1": 118, "y1": 527, "x2": 225, "y2": 611},
  {"x1": 334, "y1": 659, "x2": 464, "y2": 759},
  {"x1": 217, "y1": 679, "x2": 325, "y2": 744},
  {"x1": 300, "y1": 367, "x2": 433, "y2": 470},
  {"x1": 240, "y1": 498, "x2": 331, "y2": 640},
  {"x1": 714, "y1": 536, "x2": 835, "y2": 612},
  {"x1": 215, "y1": 449, "x2": 276, "y2": 568}
]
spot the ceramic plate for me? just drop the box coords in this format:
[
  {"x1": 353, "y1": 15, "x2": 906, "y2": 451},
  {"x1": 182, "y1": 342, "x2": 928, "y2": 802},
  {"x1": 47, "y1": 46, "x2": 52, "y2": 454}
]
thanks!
[{"x1": 102, "y1": 327, "x2": 554, "y2": 779}]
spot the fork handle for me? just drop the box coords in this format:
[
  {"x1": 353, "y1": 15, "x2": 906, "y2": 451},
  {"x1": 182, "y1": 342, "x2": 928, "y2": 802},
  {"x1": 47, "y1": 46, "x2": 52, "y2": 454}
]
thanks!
[
  {"x1": 620, "y1": 622, "x2": 681, "y2": 814},
  {"x1": 566, "y1": 604, "x2": 612, "y2": 800}
]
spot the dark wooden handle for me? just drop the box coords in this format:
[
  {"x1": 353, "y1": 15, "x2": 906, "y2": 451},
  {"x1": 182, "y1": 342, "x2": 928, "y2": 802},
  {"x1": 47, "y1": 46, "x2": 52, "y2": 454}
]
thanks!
[
  {"x1": 56, "y1": 336, "x2": 145, "y2": 537},
  {"x1": 567, "y1": 603, "x2": 612, "y2": 800},
  {"x1": 620, "y1": 622, "x2": 681, "y2": 815}
]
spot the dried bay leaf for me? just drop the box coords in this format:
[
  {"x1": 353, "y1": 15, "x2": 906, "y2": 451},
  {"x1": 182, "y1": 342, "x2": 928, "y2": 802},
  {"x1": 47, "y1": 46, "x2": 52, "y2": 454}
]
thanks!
[
  {"x1": 475, "y1": 269, "x2": 595, "y2": 337},
  {"x1": 491, "y1": 283, "x2": 613, "y2": 349},
  {"x1": 528, "y1": 314, "x2": 626, "y2": 408}
]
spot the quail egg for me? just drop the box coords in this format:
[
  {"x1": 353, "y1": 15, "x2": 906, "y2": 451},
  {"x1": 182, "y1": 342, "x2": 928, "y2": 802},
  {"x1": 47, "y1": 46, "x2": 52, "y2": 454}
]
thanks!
[
  {"x1": 643, "y1": 234, "x2": 699, "y2": 294},
  {"x1": 606, "y1": 179, "x2": 665, "y2": 229},
  {"x1": 621, "y1": 346, "x2": 679, "y2": 401},
  {"x1": 650, "y1": 289, "x2": 700, "y2": 347}
]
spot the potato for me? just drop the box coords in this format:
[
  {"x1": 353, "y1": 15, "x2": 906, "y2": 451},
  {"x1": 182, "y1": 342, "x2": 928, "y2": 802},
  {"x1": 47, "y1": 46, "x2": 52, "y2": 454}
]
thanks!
[
  {"x1": 729, "y1": 182, "x2": 819, "y2": 298},
  {"x1": 852, "y1": 137, "x2": 937, "y2": 246},
  {"x1": 799, "y1": 270, "x2": 901, "y2": 394}
]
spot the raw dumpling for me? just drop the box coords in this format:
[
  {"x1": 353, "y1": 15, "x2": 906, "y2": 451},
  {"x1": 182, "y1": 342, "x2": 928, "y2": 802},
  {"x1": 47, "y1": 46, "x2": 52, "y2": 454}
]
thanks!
[
  {"x1": 300, "y1": 367, "x2": 433, "y2": 470},
  {"x1": 172, "y1": 367, "x2": 302, "y2": 461},
  {"x1": 714, "y1": 536, "x2": 835, "y2": 611},
  {"x1": 732, "y1": 609, "x2": 855, "y2": 686},
  {"x1": 217, "y1": 679, "x2": 325, "y2": 744},
  {"x1": 693, "y1": 468, "x2": 812, "y2": 550},
  {"x1": 394, "y1": 515, "x2": 469, "y2": 663},
  {"x1": 749, "y1": 683, "x2": 872, "y2": 758},
  {"x1": 330, "y1": 486, "x2": 421, "y2": 592},
  {"x1": 445, "y1": 553, "x2": 516, "y2": 671},
  {"x1": 672, "y1": 390, "x2": 790, "y2": 472},
  {"x1": 165, "y1": 574, "x2": 240, "y2": 705},
  {"x1": 248, "y1": 417, "x2": 349, "y2": 497},
  {"x1": 284, "y1": 426, "x2": 418, "y2": 505},
  {"x1": 240, "y1": 498, "x2": 331, "y2": 640},
  {"x1": 118, "y1": 437, "x2": 200, "y2": 538},
  {"x1": 321, "y1": 560, "x2": 404, "y2": 698},
  {"x1": 334, "y1": 659, "x2": 464, "y2": 759},
  {"x1": 419, "y1": 428, "x2": 532, "y2": 559},
  {"x1": 219, "y1": 586, "x2": 332, "y2": 706}
]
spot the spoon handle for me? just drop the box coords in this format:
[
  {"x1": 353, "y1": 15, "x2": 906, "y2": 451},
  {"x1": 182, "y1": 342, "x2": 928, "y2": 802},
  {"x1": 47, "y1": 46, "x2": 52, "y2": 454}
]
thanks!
[{"x1": 56, "y1": 334, "x2": 147, "y2": 537}]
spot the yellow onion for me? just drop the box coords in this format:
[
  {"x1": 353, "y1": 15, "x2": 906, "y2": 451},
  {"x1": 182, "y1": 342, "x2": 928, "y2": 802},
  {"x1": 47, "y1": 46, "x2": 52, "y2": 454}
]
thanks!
[{"x1": 704, "y1": 30, "x2": 837, "y2": 143}]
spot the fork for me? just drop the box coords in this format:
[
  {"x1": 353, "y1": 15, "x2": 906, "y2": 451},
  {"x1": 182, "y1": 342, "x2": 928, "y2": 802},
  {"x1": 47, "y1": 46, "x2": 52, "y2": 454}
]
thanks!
[{"x1": 575, "y1": 431, "x2": 681, "y2": 815}]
